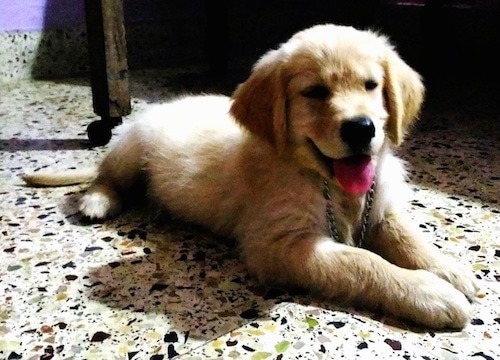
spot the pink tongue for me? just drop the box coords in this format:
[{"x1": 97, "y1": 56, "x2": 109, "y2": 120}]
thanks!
[{"x1": 332, "y1": 155, "x2": 374, "y2": 194}]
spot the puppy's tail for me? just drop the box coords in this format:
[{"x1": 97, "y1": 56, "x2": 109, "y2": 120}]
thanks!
[{"x1": 22, "y1": 167, "x2": 98, "y2": 187}]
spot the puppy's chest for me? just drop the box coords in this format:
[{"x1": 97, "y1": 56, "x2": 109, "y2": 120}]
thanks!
[
  {"x1": 324, "y1": 185, "x2": 365, "y2": 246},
  {"x1": 250, "y1": 173, "x2": 365, "y2": 247}
]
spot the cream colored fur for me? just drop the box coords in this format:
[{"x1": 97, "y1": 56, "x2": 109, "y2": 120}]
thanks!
[{"x1": 23, "y1": 24, "x2": 478, "y2": 329}]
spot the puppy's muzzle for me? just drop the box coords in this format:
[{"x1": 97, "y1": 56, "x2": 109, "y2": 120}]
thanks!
[{"x1": 340, "y1": 117, "x2": 375, "y2": 151}]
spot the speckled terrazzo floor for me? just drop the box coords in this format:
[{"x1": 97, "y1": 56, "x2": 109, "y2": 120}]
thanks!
[{"x1": 1, "y1": 70, "x2": 499, "y2": 360}]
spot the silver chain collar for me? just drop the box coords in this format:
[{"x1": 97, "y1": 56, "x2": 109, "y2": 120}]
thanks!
[{"x1": 323, "y1": 179, "x2": 376, "y2": 247}]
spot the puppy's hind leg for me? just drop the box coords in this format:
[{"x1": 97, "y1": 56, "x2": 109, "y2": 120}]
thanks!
[
  {"x1": 80, "y1": 124, "x2": 145, "y2": 220},
  {"x1": 79, "y1": 183, "x2": 122, "y2": 220}
]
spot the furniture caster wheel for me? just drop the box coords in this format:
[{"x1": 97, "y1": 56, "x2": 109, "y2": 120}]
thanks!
[
  {"x1": 87, "y1": 120, "x2": 112, "y2": 146},
  {"x1": 87, "y1": 117, "x2": 122, "y2": 146}
]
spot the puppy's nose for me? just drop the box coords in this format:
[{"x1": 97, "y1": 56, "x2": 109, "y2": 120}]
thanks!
[{"x1": 340, "y1": 117, "x2": 375, "y2": 150}]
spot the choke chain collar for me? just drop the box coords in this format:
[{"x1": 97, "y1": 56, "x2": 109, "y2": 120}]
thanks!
[{"x1": 323, "y1": 179, "x2": 375, "y2": 247}]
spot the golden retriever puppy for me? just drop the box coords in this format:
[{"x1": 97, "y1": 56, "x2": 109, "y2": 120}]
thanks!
[{"x1": 24, "y1": 24, "x2": 478, "y2": 329}]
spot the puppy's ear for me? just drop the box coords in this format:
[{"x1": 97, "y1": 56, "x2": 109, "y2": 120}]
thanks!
[
  {"x1": 230, "y1": 50, "x2": 287, "y2": 153},
  {"x1": 383, "y1": 46, "x2": 425, "y2": 146}
]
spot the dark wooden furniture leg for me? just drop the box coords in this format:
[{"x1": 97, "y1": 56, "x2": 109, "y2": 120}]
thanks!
[{"x1": 84, "y1": 0, "x2": 131, "y2": 146}]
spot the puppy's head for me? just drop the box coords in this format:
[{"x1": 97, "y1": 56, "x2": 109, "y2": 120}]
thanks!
[{"x1": 231, "y1": 24, "x2": 424, "y2": 194}]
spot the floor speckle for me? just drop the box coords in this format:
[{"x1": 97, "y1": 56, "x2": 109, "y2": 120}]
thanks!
[{"x1": 1, "y1": 71, "x2": 499, "y2": 359}]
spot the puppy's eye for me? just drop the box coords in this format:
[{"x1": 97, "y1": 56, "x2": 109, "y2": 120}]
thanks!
[
  {"x1": 301, "y1": 85, "x2": 330, "y2": 100},
  {"x1": 365, "y1": 80, "x2": 378, "y2": 91}
]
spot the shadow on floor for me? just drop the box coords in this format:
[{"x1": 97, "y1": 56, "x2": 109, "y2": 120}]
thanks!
[{"x1": 0, "y1": 138, "x2": 92, "y2": 152}]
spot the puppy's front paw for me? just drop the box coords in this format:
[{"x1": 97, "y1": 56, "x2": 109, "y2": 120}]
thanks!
[
  {"x1": 79, "y1": 184, "x2": 122, "y2": 220},
  {"x1": 428, "y1": 261, "x2": 480, "y2": 302},
  {"x1": 395, "y1": 270, "x2": 473, "y2": 329}
]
